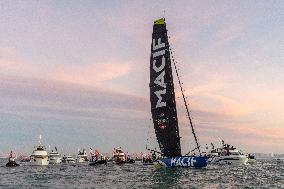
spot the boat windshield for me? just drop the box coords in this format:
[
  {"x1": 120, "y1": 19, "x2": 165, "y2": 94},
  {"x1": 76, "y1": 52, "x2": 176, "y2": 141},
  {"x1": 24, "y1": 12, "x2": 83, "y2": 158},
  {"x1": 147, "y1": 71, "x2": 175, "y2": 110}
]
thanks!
[{"x1": 36, "y1": 147, "x2": 45, "y2": 151}]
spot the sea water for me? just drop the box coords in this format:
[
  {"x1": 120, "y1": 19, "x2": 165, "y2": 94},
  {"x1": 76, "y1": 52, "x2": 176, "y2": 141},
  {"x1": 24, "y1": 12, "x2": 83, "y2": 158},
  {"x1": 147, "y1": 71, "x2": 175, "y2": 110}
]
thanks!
[{"x1": 0, "y1": 159, "x2": 283, "y2": 188}]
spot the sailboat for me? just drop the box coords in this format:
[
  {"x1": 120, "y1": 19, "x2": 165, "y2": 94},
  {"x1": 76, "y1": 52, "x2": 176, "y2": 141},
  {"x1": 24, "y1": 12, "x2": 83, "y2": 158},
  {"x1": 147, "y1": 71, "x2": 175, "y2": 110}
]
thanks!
[{"x1": 149, "y1": 18, "x2": 207, "y2": 168}]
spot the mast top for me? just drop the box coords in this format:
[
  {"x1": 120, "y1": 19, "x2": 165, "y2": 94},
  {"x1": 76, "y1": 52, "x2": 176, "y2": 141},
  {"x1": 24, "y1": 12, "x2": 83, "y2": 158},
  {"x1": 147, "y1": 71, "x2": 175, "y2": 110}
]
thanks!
[{"x1": 154, "y1": 18, "x2": 165, "y2": 25}]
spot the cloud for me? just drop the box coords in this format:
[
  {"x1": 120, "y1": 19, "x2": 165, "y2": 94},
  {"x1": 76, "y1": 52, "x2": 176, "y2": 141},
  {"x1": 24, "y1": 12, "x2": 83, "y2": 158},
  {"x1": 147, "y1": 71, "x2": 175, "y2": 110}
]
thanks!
[
  {"x1": 0, "y1": 75, "x2": 147, "y2": 116},
  {"x1": 0, "y1": 47, "x2": 16, "y2": 55},
  {"x1": 0, "y1": 57, "x2": 131, "y2": 87},
  {"x1": 52, "y1": 63, "x2": 131, "y2": 86},
  {"x1": 0, "y1": 59, "x2": 37, "y2": 77}
]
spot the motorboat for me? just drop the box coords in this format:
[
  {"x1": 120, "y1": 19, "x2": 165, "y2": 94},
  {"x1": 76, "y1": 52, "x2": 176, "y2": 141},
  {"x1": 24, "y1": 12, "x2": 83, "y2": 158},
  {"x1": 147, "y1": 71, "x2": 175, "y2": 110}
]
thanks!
[
  {"x1": 112, "y1": 147, "x2": 126, "y2": 164},
  {"x1": 6, "y1": 151, "x2": 20, "y2": 167},
  {"x1": 89, "y1": 148, "x2": 107, "y2": 166},
  {"x1": 142, "y1": 153, "x2": 154, "y2": 165},
  {"x1": 126, "y1": 158, "x2": 135, "y2": 164},
  {"x1": 89, "y1": 159, "x2": 107, "y2": 166},
  {"x1": 62, "y1": 155, "x2": 76, "y2": 163},
  {"x1": 49, "y1": 148, "x2": 61, "y2": 164},
  {"x1": 30, "y1": 135, "x2": 49, "y2": 166},
  {"x1": 19, "y1": 155, "x2": 31, "y2": 162},
  {"x1": 76, "y1": 149, "x2": 88, "y2": 163},
  {"x1": 247, "y1": 154, "x2": 256, "y2": 164},
  {"x1": 31, "y1": 145, "x2": 49, "y2": 166},
  {"x1": 207, "y1": 141, "x2": 248, "y2": 166},
  {"x1": 125, "y1": 153, "x2": 135, "y2": 164}
]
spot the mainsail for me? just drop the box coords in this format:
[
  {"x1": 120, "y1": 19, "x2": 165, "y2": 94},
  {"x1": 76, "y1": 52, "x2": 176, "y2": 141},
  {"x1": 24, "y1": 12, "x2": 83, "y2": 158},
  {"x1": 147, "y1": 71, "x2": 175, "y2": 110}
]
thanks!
[{"x1": 149, "y1": 18, "x2": 181, "y2": 157}]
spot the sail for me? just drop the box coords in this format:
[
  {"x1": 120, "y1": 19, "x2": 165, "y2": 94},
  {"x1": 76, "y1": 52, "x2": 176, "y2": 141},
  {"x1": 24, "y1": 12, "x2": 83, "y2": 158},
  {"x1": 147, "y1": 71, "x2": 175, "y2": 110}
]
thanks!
[{"x1": 149, "y1": 18, "x2": 181, "y2": 157}]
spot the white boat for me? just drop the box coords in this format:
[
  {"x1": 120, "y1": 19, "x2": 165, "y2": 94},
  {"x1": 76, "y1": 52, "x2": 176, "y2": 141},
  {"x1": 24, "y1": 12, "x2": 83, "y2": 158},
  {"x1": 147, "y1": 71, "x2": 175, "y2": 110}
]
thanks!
[
  {"x1": 49, "y1": 148, "x2": 61, "y2": 164},
  {"x1": 207, "y1": 142, "x2": 248, "y2": 166},
  {"x1": 112, "y1": 147, "x2": 126, "y2": 164},
  {"x1": 30, "y1": 135, "x2": 49, "y2": 166},
  {"x1": 76, "y1": 149, "x2": 88, "y2": 163},
  {"x1": 62, "y1": 155, "x2": 76, "y2": 163}
]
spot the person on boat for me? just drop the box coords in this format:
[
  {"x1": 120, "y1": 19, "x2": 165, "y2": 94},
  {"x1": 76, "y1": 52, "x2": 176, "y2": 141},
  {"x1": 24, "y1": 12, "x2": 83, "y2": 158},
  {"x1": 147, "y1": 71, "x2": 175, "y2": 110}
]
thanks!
[
  {"x1": 100, "y1": 154, "x2": 105, "y2": 161},
  {"x1": 147, "y1": 153, "x2": 153, "y2": 161},
  {"x1": 8, "y1": 151, "x2": 13, "y2": 161},
  {"x1": 211, "y1": 143, "x2": 215, "y2": 150},
  {"x1": 143, "y1": 153, "x2": 153, "y2": 164},
  {"x1": 112, "y1": 148, "x2": 115, "y2": 158},
  {"x1": 116, "y1": 150, "x2": 120, "y2": 162},
  {"x1": 124, "y1": 152, "x2": 127, "y2": 161},
  {"x1": 95, "y1": 149, "x2": 99, "y2": 161},
  {"x1": 152, "y1": 151, "x2": 156, "y2": 161},
  {"x1": 126, "y1": 152, "x2": 131, "y2": 161}
]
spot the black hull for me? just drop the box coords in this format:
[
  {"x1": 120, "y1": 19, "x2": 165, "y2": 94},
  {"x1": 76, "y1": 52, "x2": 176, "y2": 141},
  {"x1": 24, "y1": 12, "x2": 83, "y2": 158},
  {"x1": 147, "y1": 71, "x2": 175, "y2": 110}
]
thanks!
[
  {"x1": 143, "y1": 159, "x2": 154, "y2": 165},
  {"x1": 114, "y1": 161, "x2": 126, "y2": 165},
  {"x1": 6, "y1": 161, "x2": 20, "y2": 167},
  {"x1": 89, "y1": 160, "x2": 107, "y2": 166},
  {"x1": 126, "y1": 159, "x2": 135, "y2": 164}
]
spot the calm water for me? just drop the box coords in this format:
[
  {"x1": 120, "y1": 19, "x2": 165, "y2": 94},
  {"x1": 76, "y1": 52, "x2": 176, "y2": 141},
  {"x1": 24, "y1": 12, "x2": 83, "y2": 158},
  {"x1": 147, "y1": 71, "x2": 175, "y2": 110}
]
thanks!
[{"x1": 0, "y1": 159, "x2": 283, "y2": 188}]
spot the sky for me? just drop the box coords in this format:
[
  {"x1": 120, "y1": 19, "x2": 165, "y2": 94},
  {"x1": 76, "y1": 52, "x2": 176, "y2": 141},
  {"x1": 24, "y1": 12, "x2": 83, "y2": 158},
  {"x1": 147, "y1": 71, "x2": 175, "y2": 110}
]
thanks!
[{"x1": 0, "y1": 0, "x2": 283, "y2": 155}]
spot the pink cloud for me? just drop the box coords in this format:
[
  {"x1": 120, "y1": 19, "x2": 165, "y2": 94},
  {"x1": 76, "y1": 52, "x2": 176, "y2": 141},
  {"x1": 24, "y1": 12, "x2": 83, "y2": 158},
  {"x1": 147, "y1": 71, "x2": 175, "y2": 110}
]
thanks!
[
  {"x1": 0, "y1": 58, "x2": 131, "y2": 87},
  {"x1": 179, "y1": 120, "x2": 284, "y2": 153},
  {"x1": 0, "y1": 75, "x2": 148, "y2": 120},
  {"x1": 0, "y1": 47, "x2": 16, "y2": 55},
  {"x1": 0, "y1": 59, "x2": 38, "y2": 77},
  {"x1": 51, "y1": 63, "x2": 131, "y2": 86}
]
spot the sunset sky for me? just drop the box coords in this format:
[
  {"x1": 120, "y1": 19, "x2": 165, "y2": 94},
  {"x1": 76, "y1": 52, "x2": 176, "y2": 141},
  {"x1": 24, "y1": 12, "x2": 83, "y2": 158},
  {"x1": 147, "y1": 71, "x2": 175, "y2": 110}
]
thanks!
[{"x1": 0, "y1": 1, "x2": 283, "y2": 155}]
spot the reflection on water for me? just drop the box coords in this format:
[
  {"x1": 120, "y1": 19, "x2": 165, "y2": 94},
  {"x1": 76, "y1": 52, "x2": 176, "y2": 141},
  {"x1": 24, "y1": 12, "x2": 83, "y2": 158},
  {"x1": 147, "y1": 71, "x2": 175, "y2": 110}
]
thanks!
[{"x1": 0, "y1": 159, "x2": 283, "y2": 188}]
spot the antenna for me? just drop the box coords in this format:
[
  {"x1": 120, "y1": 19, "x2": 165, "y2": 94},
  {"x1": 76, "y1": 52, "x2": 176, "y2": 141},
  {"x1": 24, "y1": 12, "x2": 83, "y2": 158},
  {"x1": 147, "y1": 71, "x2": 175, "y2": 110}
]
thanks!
[
  {"x1": 163, "y1": 10, "x2": 166, "y2": 19},
  {"x1": 39, "y1": 135, "x2": 42, "y2": 145}
]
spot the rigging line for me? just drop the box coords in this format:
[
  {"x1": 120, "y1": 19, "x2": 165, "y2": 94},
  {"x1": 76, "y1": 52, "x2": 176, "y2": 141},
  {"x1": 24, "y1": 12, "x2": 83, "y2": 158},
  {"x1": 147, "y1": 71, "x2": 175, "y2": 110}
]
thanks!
[
  {"x1": 168, "y1": 43, "x2": 201, "y2": 155},
  {"x1": 146, "y1": 118, "x2": 156, "y2": 150},
  {"x1": 185, "y1": 146, "x2": 201, "y2": 156},
  {"x1": 145, "y1": 123, "x2": 152, "y2": 149}
]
